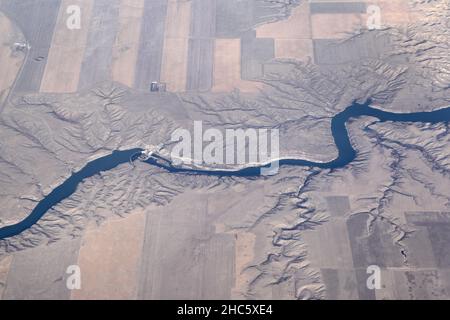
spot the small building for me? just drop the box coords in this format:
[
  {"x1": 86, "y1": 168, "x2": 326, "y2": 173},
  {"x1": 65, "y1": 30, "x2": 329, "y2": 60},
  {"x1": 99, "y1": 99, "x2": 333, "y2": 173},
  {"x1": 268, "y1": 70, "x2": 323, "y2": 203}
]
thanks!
[
  {"x1": 150, "y1": 82, "x2": 159, "y2": 92},
  {"x1": 150, "y1": 81, "x2": 167, "y2": 93}
]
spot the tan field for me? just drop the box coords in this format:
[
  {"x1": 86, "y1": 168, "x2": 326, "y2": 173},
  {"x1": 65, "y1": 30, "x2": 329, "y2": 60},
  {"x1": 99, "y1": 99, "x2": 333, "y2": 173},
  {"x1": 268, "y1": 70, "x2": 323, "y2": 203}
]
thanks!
[
  {"x1": 71, "y1": 211, "x2": 146, "y2": 300},
  {"x1": 160, "y1": 0, "x2": 191, "y2": 92},
  {"x1": 161, "y1": 38, "x2": 190, "y2": 92},
  {"x1": 376, "y1": 0, "x2": 415, "y2": 26},
  {"x1": 112, "y1": 0, "x2": 145, "y2": 88},
  {"x1": 40, "y1": 0, "x2": 93, "y2": 93},
  {"x1": 311, "y1": 13, "x2": 363, "y2": 39},
  {"x1": 212, "y1": 39, "x2": 262, "y2": 93}
]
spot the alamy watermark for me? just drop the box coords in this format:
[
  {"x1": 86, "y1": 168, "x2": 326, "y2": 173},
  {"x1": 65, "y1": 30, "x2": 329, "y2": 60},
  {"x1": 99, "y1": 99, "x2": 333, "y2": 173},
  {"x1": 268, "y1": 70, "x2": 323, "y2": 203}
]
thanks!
[
  {"x1": 169, "y1": 121, "x2": 280, "y2": 176},
  {"x1": 66, "y1": 265, "x2": 81, "y2": 290},
  {"x1": 66, "y1": 5, "x2": 81, "y2": 30},
  {"x1": 366, "y1": 265, "x2": 381, "y2": 290},
  {"x1": 367, "y1": 5, "x2": 382, "y2": 30}
]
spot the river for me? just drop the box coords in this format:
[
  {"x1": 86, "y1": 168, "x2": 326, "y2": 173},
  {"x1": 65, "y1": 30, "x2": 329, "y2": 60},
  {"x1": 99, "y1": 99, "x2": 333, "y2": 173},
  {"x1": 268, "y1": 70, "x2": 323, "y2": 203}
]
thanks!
[{"x1": 1, "y1": 100, "x2": 449, "y2": 240}]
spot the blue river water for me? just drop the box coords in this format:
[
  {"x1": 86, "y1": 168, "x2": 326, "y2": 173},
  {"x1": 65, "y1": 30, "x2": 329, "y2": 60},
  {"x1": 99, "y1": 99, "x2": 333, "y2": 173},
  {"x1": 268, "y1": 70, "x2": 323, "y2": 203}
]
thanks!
[{"x1": 0, "y1": 100, "x2": 449, "y2": 239}]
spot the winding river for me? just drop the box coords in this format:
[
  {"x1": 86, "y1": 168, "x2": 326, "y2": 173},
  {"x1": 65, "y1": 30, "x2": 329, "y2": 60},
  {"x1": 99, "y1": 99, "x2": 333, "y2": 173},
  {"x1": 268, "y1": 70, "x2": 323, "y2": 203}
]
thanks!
[{"x1": 1, "y1": 100, "x2": 449, "y2": 240}]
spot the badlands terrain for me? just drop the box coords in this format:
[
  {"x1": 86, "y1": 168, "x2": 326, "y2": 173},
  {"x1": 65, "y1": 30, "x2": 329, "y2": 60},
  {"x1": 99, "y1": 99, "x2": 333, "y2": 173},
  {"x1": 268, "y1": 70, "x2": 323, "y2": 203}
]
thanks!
[{"x1": 0, "y1": 0, "x2": 449, "y2": 299}]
